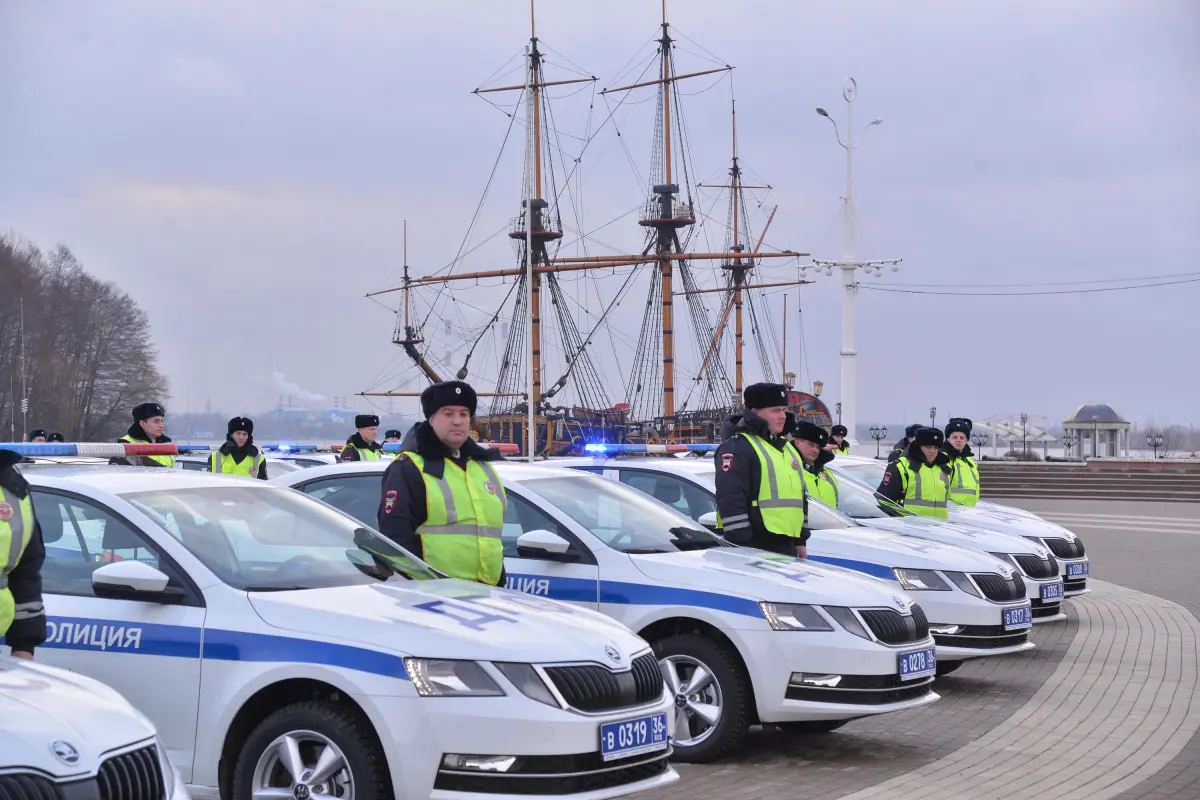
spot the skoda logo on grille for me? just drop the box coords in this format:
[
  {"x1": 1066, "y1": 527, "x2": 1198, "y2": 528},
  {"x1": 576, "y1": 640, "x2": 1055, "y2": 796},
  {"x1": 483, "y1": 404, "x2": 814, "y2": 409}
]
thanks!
[
  {"x1": 892, "y1": 596, "x2": 909, "y2": 611},
  {"x1": 50, "y1": 740, "x2": 80, "y2": 766},
  {"x1": 604, "y1": 644, "x2": 622, "y2": 664},
  {"x1": 999, "y1": 565, "x2": 1013, "y2": 578}
]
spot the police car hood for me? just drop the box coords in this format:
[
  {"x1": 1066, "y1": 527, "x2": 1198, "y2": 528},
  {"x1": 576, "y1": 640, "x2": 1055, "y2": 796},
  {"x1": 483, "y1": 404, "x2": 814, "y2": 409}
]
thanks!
[
  {"x1": 248, "y1": 579, "x2": 648, "y2": 663},
  {"x1": 806, "y1": 526, "x2": 1015, "y2": 573},
  {"x1": 853, "y1": 516, "x2": 1053, "y2": 557},
  {"x1": 0, "y1": 657, "x2": 156, "y2": 777},
  {"x1": 627, "y1": 547, "x2": 907, "y2": 607},
  {"x1": 950, "y1": 505, "x2": 1078, "y2": 543}
]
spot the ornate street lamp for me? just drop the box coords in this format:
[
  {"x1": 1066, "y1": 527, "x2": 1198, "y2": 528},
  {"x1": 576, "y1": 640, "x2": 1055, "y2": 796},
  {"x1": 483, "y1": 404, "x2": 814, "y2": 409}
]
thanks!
[
  {"x1": 1061, "y1": 432, "x2": 1079, "y2": 458},
  {"x1": 869, "y1": 425, "x2": 889, "y2": 459},
  {"x1": 970, "y1": 431, "x2": 989, "y2": 451},
  {"x1": 1147, "y1": 433, "x2": 1164, "y2": 459},
  {"x1": 929, "y1": 406, "x2": 937, "y2": 428}
]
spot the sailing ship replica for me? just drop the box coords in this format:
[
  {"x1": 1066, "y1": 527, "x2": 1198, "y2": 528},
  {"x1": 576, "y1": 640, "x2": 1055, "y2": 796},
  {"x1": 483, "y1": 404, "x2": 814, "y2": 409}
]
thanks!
[{"x1": 366, "y1": 1, "x2": 832, "y2": 455}]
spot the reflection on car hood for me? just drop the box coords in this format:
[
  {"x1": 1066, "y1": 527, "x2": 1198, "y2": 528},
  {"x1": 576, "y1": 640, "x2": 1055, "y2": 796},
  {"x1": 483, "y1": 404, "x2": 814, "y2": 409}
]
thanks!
[
  {"x1": 626, "y1": 547, "x2": 913, "y2": 611},
  {"x1": 248, "y1": 579, "x2": 649, "y2": 665},
  {"x1": 807, "y1": 525, "x2": 1015, "y2": 573},
  {"x1": 855, "y1": 516, "x2": 1053, "y2": 557},
  {"x1": 0, "y1": 657, "x2": 155, "y2": 777},
  {"x1": 950, "y1": 506, "x2": 1076, "y2": 542}
]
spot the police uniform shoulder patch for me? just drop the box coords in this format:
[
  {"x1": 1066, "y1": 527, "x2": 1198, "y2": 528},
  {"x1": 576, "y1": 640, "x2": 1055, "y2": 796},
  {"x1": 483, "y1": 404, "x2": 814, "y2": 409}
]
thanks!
[
  {"x1": 383, "y1": 489, "x2": 398, "y2": 515},
  {"x1": 0, "y1": 502, "x2": 12, "y2": 521},
  {"x1": 721, "y1": 453, "x2": 734, "y2": 472},
  {"x1": 882, "y1": 471, "x2": 891, "y2": 486},
  {"x1": 484, "y1": 481, "x2": 498, "y2": 495}
]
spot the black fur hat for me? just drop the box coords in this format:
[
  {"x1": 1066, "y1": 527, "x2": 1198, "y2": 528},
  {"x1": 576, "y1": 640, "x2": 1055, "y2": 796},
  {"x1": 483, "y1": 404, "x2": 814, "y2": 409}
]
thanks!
[
  {"x1": 914, "y1": 427, "x2": 944, "y2": 447},
  {"x1": 831, "y1": 424, "x2": 848, "y2": 437},
  {"x1": 28, "y1": 429, "x2": 47, "y2": 441},
  {"x1": 743, "y1": 382, "x2": 789, "y2": 411},
  {"x1": 793, "y1": 420, "x2": 829, "y2": 447},
  {"x1": 384, "y1": 429, "x2": 402, "y2": 439},
  {"x1": 132, "y1": 402, "x2": 165, "y2": 422},
  {"x1": 227, "y1": 416, "x2": 254, "y2": 435},
  {"x1": 905, "y1": 423, "x2": 923, "y2": 438},
  {"x1": 420, "y1": 381, "x2": 478, "y2": 418},
  {"x1": 354, "y1": 414, "x2": 380, "y2": 429},
  {"x1": 945, "y1": 417, "x2": 972, "y2": 437},
  {"x1": 47, "y1": 432, "x2": 65, "y2": 442}
]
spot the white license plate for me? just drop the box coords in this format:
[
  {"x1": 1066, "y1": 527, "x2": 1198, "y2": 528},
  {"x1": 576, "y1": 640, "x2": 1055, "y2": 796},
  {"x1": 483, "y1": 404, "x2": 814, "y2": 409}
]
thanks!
[
  {"x1": 898, "y1": 646, "x2": 937, "y2": 680},
  {"x1": 1003, "y1": 606, "x2": 1033, "y2": 630},
  {"x1": 600, "y1": 713, "x2": 669, "y2": 761},
  {"x1": 1067, "y1": 562, "x2": 1089, "y2": 578},
  {"x1": 1041, "y1": 581, "x2": 1064, "y2": 602}
]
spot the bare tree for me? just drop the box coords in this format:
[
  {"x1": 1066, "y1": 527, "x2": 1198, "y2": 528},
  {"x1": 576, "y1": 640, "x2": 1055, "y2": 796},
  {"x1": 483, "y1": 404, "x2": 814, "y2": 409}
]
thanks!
[{"x1": 1, "y1": 236, "x2": 168, "y2": 441}]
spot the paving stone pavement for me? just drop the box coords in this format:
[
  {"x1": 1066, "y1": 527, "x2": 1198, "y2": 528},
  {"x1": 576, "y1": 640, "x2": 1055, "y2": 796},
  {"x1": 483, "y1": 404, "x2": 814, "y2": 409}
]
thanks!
[{"x1": 647, "y1": 579, "x2": 1200, "y2": 800}]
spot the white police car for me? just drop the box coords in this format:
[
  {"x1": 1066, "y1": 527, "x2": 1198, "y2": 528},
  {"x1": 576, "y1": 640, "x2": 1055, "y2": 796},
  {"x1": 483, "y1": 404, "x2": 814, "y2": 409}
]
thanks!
[
  {"x1": 19, "y1": 463, "x2": 679, "y2": 800},
  {"x1": 554, "y1": 457, "x2": 1044, "y2": 666},
  {"x1": 0, "y1": 655, "x2": 190, "y2": 799},
  {"x1": 830, "y1": 456, "x2": 1091, "y2": 597},
  {"x1": 273, "y1": 461, "x2": 941, "y2": 763}
]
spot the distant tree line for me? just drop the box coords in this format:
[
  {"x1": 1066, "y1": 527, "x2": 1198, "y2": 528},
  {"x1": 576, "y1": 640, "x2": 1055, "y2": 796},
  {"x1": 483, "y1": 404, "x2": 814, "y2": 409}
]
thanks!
[{"x1": 1, "y1": 235, "x2": 168, "y2": 441}]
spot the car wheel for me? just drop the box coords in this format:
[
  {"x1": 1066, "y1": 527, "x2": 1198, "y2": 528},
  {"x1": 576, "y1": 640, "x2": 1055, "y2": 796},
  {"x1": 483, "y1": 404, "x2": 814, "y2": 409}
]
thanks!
[
  {"x1": 775, "y1": 720, "x2": 849, "y2": 735},
  {"x1": 936, "y1": 661, "x2": 963, "y2": 676},
  {"x1": 233, "y1": 700, "x2": 392, "y2": 800},
  {"x1": 653, "y1": 633, "x2": 751, "y2": 764}
]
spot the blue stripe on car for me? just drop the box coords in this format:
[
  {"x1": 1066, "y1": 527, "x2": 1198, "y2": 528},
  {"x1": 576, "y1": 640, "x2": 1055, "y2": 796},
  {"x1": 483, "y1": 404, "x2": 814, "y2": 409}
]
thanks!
[{"x1": 807, "y1": 556, "x2": 897, "y2": 581}]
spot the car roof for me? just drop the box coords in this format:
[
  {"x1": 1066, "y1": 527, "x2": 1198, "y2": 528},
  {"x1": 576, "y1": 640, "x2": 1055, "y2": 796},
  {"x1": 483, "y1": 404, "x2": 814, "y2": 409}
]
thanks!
[
  {"x1": 23, "y1": 464, "x2": 273, "y2": 493},
  {"x1": 274, "y1": 458, "x2": 591, "y2": 485}
]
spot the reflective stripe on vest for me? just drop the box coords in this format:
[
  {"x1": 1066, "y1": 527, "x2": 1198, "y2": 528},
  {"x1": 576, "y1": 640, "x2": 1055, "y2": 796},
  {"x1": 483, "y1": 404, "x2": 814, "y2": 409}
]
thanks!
[
  {"x1": 120, "y1": 435, "x2": 176, "y2": 468},
  {"x1": 0, "y1": 489, "x2": 35, "y2": 634},
  {"x1": 736, "y1": 433, "x2": 806, "y2": 537},
  {"x1": 950, "y1": 456, "x2": 980, "y2": 506},
  {"x1": 802, "y1": 467, "x2": 839, "y2": 507},
  {"x1": 897, "y1": 458, "x2": 950, "y2": 519},
  {"x1": 211, "y1": 450, "x2": 264, "y2": 478},
  {"x1": 407, "y1": 453, "x2": 506, "y2": 585},
  {"x1": 345, "y1": 444, "x2": 382, "y2": 461}
]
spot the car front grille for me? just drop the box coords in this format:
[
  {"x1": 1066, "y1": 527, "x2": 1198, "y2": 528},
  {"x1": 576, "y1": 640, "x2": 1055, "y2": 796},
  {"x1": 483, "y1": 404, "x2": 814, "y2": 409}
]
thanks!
[
  {"x1": 434, "y1": 751, "x2": 670, "y2": 795},
  {"x1": 1044, "y1": 537, "x2": 1085, "y2": 559},
  {"x1": 932, "y1": 624, "x2": 1030, "y2": 650},
  {"x1": 972, "y1": 573, "x2": 1027, "y2": 602},
  {"x1": 785, "y1": 674, "x2": 935, "y2": 705},
  {"x1": 98, "y1": 744, "x2": 164, "y2": 800},
  {"x1": 0, "y1": 774, "x2": 62, "y2": 800},
  {"x1": 1031, "y1": 598, "x2": 1062, "y2": 619},
  {"x1": 1014, "y1": 554, "x2": 1059, "y2": 579},
  {"x1": 858, "y1": 604, "x2": 929, "y2": 645},
  {"x1": 544, "y1": 652, "x2": 664, "y2": 712},
  {"x1": 1064, "y1": 576, "x2": 1088, "y2": 593}
]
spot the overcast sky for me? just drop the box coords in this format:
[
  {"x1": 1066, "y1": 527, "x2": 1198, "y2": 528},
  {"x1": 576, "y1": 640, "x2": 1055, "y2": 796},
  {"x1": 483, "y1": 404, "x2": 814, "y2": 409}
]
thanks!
[{"x1": 3, "y1": 0, "x2": 1197, "y2": 430}]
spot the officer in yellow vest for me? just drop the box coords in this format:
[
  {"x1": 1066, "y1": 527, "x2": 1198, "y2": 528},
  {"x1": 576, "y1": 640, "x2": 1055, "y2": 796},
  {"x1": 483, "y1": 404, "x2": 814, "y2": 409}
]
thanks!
[
  {"x1": 877, "y1": 426, "x2": 952, "y2": 519},
  {"x1": 827, "y1": 425, "x2": 850, "y2": 454},
  {"x1": 714, "y1": 382, "x2": 810, "y2": 558},
  {"x1": 377, "y1": 382, "x2": 508, "y2": 585},
  {"x1": 942, "y1": 417, "x2": 980, "y2": 506},
  {"x1": 112, "y1": 402, "x2": 176, "y2": 468},
  {"x1": 791, "y1": 421, "x2": 840, "y2": 508},
  {"x1": 340, "y1": 415, "x2": 384, "y2": 461},
  {"x1": 0, "y1": 446, "x2": 46, "y2": 659},
  {"x1": 209, "y1": 417, "x2": 267, "y2": 479}
]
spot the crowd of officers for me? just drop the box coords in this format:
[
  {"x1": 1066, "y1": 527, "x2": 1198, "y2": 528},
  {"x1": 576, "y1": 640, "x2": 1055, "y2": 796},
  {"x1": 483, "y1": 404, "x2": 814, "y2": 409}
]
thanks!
[{"x1": 4, "y1": 379, "x2": 980, "y2": 660}]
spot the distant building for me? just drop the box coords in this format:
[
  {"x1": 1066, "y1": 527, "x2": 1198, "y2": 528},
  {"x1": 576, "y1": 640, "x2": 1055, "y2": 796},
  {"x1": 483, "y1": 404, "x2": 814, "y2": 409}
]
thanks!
[{"x1": 1063, "y1": 402, "x2": 1130, "y2": 458}]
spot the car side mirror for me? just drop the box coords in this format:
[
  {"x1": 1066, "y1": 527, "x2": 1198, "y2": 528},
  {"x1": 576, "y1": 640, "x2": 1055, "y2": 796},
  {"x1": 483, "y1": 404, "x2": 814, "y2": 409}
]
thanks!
[
  {"x1": 92, "y1": 561, "x2": 185, "y2": 604},
  {"x1": 516, "y1": 529, "x2": 579, "y2": 563},
  {"x1": 698, "y1": 511, "x2": 720, "y2": 532}
]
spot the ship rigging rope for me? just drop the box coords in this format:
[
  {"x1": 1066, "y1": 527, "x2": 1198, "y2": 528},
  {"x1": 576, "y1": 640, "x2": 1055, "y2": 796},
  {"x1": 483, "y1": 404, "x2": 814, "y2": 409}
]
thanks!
[{"x1": 860, "y1": 276, "x2": 1200, "y2": 297}]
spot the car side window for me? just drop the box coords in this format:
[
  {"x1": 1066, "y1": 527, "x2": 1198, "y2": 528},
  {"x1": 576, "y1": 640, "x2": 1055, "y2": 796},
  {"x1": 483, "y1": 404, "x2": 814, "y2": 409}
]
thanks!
[
  {"x1": 618, "y1": 470, "x2": 715, "y2": 523},
  {"x1": 502, "y1": 494, "x2": 590, "y2": 561},
  {"x1": 298, "y1": 476, "x2": 380, "y2": 528},
  {"x1": 31, "y1": 491, "x2": 170, "y2": 599}
]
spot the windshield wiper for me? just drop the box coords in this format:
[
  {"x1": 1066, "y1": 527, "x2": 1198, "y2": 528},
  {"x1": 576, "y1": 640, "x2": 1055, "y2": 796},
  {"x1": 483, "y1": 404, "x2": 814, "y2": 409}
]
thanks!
[
  {"x1": 623, "y1": 548, "x2": 671, "y2": 554},
  {"x1": 244, "y1": 585, "x2": 312, "y2": 592}
]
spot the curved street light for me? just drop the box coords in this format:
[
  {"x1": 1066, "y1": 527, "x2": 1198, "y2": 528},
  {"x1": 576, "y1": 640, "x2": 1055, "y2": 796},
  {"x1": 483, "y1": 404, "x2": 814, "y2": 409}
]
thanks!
[{"x1": 869, "y1": 425, "x2": 889, "y2": 459}]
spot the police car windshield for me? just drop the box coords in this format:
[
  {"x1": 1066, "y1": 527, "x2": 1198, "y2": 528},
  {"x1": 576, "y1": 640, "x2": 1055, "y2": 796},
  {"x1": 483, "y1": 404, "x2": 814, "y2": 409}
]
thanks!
[
  {"x1": 830, "y1": 464, "x2": 914, "y2": 518},
  {"x1": 520, "y1": 475, "x2": 723, "y2": 553},
  {"x1": 122, "y1": 485, "x2": 440, "y2": 590}
]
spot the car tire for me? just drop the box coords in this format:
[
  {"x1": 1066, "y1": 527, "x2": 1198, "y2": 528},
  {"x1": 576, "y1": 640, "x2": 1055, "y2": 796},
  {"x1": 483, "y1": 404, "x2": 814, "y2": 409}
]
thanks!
[
  {"x1": 936, "y1": 661, "x2": 963, "y2": 676},
  {"x1": 775, "y1": 720, "x2": 849, "y2": 735},
  {"x1": 653, "y1": 633, "x2": 751, "y2": 764},
  {"x1": 232, "y1": 700, "x2": 392, "y2": 800}
]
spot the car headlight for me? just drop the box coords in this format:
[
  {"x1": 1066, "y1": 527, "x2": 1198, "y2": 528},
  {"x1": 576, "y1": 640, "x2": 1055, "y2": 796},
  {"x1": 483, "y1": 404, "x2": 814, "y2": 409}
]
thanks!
[
  {"x1": 892, "y1": 568, "x2": 951, "y2": 591},
  {"x1": 989, "y1": 552, "x2": 1018, "y2": 567},
  {"x1": 494, "y1": 662, "x2": 560, "y2": 707},
  {"x1": 822, "y1": 606, "x2": 872, "y2": 640},
  {"x1": 404, "y1": 658, "x2": 505, "y2": 697},
  {"x1": 944, "y1": 571, "x2": 981, "y2": 597},
  {"x1": 760, "y1": 602, "x2": 834, "y2": 631},
  {"x1": 1021, "y1": 535, "x2": 1044, "y2": 545}
]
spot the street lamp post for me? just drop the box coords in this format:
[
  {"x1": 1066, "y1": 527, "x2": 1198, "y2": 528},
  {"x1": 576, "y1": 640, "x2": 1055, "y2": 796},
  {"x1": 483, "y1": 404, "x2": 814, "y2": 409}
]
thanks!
[
  {"x1": 971, "y1": 431, "x2": 989, "y2": 453},
  {"x1": 1020, "y1": 412, "x2": 1028, "y2": 454},
  {"x1": 836, "y1": 402, "x2": 842, "y2": 425},
  {"x1": 1092, "y1": 414, "x2": 1100, "y2": 458},
  {"x1": 929, "y1": 406, "x2": 937, "y2": 429},
  {"x1": 812, "y1": 78, "x2": 900, "y2": 448},
  {"x1": 1147, "y1": 433, "x2": 1164, "y2": 459},
  {"x1": 1062, "y1": 432, "x2": 1078, "y2": 459},
  {"x1": 869, "y1": 425, "x2": 889, "y2": 459}
]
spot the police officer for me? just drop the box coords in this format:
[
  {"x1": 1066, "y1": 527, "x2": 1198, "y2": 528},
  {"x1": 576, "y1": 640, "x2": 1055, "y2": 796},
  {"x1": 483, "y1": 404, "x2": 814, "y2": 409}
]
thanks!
[
  {"x1": 877, "y1": 426, "x2": 952, "y2": 518},
  {"x1": 377, "y1": 381, "x2": 508, "y2": 586},
  {"x1": 888, "y1": 423, "x2": 924, "y2": 463},
  {"x1": 792, "y1": 421, "x2": 839, "y2": 508},
  {"x1": 340, "y1": 415, "x2": 383, "y2": 461},
  {"x1": 47, "y1": 433, "x2": 65, "y2": 443},
  {"x1": 383, "y1": 429, "x2": 403, "y2": 444},
  {"x1": 714, "y1": 382, "x2": 810, "y2": 557},
  {"x1": 942, "y1": 417, "x2": 980, "y2": 506},
  {"x1": 828, "y1": 424, "x2": 850, "y2": 454},
  {"x1": 0, "y1": 445, "x2": 47, "y2": 659},
  {"x1": 209, "y1": 417, "x2": 267, "y2": 479},
  {"x1": 113, "y1": 402, "x2": 175, "y2": 467},
  {"x1": 27, "y1": 430, "x2": 47, "y2": 443}
]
